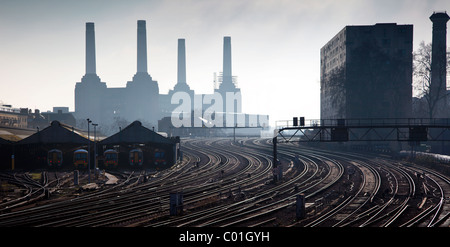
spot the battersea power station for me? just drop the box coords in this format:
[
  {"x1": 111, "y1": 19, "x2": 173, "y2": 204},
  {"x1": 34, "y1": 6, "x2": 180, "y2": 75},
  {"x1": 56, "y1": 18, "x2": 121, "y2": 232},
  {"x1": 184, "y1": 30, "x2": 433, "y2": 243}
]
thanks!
[{"x1": 74, "y1": 20, "x2": 269, "y2": 136}]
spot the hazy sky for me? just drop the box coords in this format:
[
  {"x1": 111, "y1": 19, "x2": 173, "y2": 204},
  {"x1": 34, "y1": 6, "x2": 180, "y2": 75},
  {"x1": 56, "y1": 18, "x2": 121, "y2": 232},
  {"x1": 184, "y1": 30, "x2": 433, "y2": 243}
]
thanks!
[{"x1": 0, "y1": 0, "x2": 449, "y2": 126}]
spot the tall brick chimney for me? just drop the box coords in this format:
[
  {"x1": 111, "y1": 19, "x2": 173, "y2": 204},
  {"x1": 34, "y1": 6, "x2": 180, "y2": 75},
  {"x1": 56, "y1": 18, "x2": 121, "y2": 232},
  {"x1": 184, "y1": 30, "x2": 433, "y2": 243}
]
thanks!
[{"x1": 429, "y1": 11, "x2": 449, "y2": 118}]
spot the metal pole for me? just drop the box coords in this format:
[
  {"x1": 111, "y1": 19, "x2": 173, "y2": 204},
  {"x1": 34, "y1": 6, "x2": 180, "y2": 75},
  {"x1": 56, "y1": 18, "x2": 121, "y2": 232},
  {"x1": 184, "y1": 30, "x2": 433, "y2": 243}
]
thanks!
[
  {"x1": 234, "y1": 124, "x2": 236, "y2": 143},
  {"x1": 87, "y1": 118, "x2": 91, "y2": 183},
  {"x1": 93, "y1": 123, "x2": 98, "y2": 173},
  {"x1": 11, "y1": 143, "x2": 15, "y2": 171},
  {"x1": 273, "y1": 136, "x2": 278, "y2": 182},
  {"x1": 273, "y1": 136, "x2": 277, "y2": 168}
]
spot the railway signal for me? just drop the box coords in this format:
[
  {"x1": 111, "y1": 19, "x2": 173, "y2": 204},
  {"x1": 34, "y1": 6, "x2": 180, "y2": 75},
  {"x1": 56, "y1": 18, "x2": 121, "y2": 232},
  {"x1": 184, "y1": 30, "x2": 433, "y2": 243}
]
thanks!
[
  {"x1": 296, "y1": 194, "x2": 306, "y2": 219},
  {"x1": 170, "y1": 192, "x2": 184, "y2": 216},
  {"x1": 74, "y1": 170, "x2": 79, "y2": 186}
]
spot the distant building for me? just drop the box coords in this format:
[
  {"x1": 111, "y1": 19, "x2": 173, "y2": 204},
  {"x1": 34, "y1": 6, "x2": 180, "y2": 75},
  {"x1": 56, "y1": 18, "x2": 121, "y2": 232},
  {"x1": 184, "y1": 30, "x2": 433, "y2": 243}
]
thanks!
[
  {"x1": 0, "y1": 105, "x2": 27, "y2": 128},
  {"x1": 320, "y1": 23, "x2": 413, "y2": 120},
  {"x1": 74, "y1": 21, "x2": 268, "y2": 135},
  {"x1": 0, "y1": 104, "x2": 76, "y2": 130},
  {"x1": 41, "y1": 107, "x2": 76, "y2": 127}
]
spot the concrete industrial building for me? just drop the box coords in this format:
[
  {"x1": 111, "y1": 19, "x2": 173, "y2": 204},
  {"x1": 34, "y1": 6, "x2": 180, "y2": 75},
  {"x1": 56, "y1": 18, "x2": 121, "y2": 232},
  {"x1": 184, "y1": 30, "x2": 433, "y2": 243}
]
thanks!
[
  {"x1": 320, "y1": 23, "x2": 413, "y2": 120},
  {"x1": 74, "y1": 20, "x2": 268, "y2": 135}
]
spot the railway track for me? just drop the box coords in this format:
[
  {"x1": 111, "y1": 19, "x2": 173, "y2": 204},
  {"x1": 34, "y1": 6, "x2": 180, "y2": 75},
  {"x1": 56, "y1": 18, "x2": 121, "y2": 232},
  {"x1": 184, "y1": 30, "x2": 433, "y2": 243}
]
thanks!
[
  {"x1": 0, "y1": 138, "x2": 449, "y2": 227},
  {"x1": 232, "y1": 139, "x2": 449, "y2": 227},
  {"x1": 0, "y1": 171, "x2": 73, "y2": 212}
]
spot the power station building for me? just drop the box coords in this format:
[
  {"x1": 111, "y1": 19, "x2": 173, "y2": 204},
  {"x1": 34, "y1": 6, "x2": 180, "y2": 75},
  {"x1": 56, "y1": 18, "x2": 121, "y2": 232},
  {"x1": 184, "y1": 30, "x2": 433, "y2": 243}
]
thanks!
[
  {"x1": 74, "y1": 20, "x2": 268, "y2": 135},
  {"x1": 320, "y1": 23, "x2": 413, "y2": 120}
]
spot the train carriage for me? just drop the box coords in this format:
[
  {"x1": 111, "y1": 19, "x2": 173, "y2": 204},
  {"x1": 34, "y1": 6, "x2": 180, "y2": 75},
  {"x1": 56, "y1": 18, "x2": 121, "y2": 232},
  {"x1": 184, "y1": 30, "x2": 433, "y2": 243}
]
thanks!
[
  {"x1": 104, "y1": 149, "x2": 119, "y2": 168},
  {"x1": 153, "y1": 148, "x2": 167, "y2": 170},
  {"x1": 74, "y1": 149, "x2": 88, "y2": 168},
  {"x1": 129, "y1": 148, "x2": 143, "y2": 166},
  {"x1": 47, "y1": 149, "x2": 63, "y2": 167}
]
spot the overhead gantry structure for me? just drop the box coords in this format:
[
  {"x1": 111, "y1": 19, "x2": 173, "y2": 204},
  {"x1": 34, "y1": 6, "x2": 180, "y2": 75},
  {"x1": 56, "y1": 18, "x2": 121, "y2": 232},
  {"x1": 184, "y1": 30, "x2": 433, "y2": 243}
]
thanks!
[{"x1": 272, "y1": 117, "x2": 450, "y2": 181}]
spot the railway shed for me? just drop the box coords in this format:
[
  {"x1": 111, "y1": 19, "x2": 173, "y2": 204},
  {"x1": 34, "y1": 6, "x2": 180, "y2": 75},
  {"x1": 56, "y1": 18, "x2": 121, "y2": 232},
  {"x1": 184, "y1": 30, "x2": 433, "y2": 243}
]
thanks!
[
  {"x1": 13, "y1": 121, "x2": 91, "y2": 170},
  {"x1": 0, "y1": 126, "x2": 37, "y2": 170},
  {"x1": 99, "y1": 121, "x2": 180, "y2": 170}
]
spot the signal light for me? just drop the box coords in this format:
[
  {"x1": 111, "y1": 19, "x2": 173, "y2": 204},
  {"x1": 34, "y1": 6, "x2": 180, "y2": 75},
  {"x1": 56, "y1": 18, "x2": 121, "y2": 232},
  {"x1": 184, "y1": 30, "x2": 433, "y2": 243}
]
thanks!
[
  {"x1": 293, "y1": 117, "x2": 298, "y2": 126},
  {"x1": 293, "y1": 117, "x2": 305, "y2": 126}
]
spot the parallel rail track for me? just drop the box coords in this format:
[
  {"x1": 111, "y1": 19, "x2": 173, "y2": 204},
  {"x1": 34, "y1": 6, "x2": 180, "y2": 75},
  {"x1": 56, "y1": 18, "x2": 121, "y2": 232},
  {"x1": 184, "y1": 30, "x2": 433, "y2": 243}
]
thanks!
[{"x1": 0, "y1": 138, "x2": 449, "y2": 227}]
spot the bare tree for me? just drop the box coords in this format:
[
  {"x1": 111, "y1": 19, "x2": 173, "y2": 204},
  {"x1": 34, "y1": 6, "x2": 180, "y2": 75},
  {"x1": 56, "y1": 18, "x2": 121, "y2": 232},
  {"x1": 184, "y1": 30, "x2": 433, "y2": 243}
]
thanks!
[{"x1": 413, "y1": 41, "x2": 450, "y2": 118}]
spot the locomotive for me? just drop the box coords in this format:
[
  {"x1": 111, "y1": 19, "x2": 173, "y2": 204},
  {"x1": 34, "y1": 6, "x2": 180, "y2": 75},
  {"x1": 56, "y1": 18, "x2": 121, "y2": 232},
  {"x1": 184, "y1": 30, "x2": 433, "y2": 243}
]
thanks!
[
  {"x1": 104, "y1": 149, "x2": 119, "y2": 168},
  {"x1": 47, "y1": 149, "x2": 63, "y2": 167},
  {"x1": 73, "y1": 149, "x2": 88, "y2": 168},
  {"x1": 154, "y1": 149, "x2": 166, "y2": 166},
  {"x1": 129, "y1": 148, "x2": 144, "y2": 166}
]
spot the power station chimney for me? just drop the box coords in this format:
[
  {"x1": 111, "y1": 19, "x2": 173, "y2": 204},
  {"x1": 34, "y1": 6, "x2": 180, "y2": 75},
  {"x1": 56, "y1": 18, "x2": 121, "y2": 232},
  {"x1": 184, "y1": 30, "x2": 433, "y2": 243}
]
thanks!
[
  {"x1": 177, "y1": 39, "x2": 187, "y2": 84},
  {"x1": 85, "y1": 22, "x2": 96, "y2": 75},
  {"x1": 223, "y1": 36, "x2": 232, "y2": 84},
  {"x1": 170, "y1": 38, "x2": 193, "y2": 95},
  {"x1": 429, "y1": 11, "x2": 449, "y2": 118},
  {"x1": 215, "y1": 36, "x2": 241, "y2": 116},
  {"x1": 128, "y1": 19, "x2": 158, "y2": 86},
  {"x1": 137, "y1": 20, "x2": 148, "y2": 74}
]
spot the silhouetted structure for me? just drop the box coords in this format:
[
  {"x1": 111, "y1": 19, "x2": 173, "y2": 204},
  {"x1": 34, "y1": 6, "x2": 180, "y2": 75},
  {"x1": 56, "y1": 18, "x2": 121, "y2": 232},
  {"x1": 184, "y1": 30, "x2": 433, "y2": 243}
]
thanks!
[
  {"x1": 14, "y1": 121, "x2": 91, "y2": 170},
  {"x1": 75, "y1": 21, "x2": 159, "y2": 126},
  {"x1": 163, "y1": 38, "x2": 195, "y2": 116},
  {"x1": 74, "y1": 21, "x2": 268, "y2": 135},
  {"x1": 41, "y1": 107, "x2": 76, "y2": 127},
  {"x1": 215, "y1": 36, "x2": 242, "y2": 124},
  {"x1": 74, "y1": 23, "x2": 107, "y2": 124},
  {"x1": 320, "y1": 23, "x2": 413, "y2": 120},
  {"x1": 429, "y1": 12, "x2": 449, "y2": 118}
]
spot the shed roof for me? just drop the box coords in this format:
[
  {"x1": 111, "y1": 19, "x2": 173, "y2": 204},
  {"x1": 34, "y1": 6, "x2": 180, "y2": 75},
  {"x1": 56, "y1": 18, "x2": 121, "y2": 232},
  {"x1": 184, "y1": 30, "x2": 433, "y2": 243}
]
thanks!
[
  {"x1": 0, "y1": 126, "x2": 36, "y2": 142},
  {"x1": 100, "y1": 121, "x2": 175, "y2": 145},
  {"x1": 17, "y1": 121, "x2": 90, "y2": 145}
]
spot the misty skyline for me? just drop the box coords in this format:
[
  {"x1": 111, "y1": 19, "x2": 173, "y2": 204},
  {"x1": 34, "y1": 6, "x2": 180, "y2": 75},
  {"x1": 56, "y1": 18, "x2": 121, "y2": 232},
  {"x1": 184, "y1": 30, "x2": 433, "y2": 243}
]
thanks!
[{"x1": 0, "y1": 0, "x2": 449, "y2": 126}]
